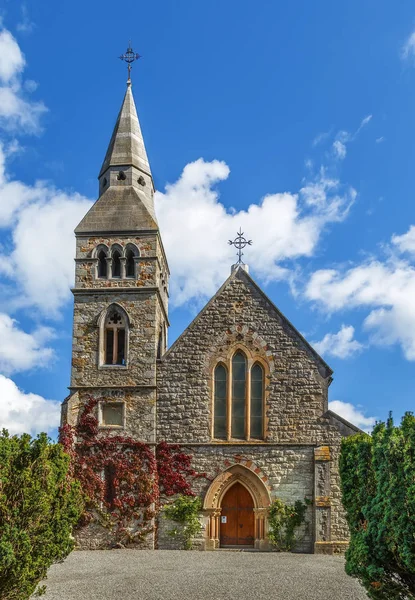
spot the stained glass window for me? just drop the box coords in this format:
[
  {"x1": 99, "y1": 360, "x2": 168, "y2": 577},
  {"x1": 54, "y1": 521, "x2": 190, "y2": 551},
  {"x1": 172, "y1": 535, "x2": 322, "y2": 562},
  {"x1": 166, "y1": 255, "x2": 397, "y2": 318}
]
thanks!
[
  {"x1": 232, "y1": 352, "x2": 246, "y2": 439},
  {"x1": 214, "y1": 364, "x2": 227, "y2": 439},
  {"x1": 250, "y1": 363, "x2": 264, "y2": 439}
]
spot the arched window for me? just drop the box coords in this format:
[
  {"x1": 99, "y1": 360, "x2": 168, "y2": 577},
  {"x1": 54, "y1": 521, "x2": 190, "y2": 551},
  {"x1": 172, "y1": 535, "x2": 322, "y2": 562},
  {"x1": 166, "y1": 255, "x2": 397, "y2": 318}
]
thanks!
[
  {"x1": 212, "y1": 351, "x2": 266, "y2": 441},
  {"x1": 126, "y1": 249, "x2": 135, "y2": 278},
  {"x1": 97, "y1": 250, "x2": 107, "y2": 278},
  {"x1": 104, "y1": 307, "x2": 127, "y2": 365},
  {"x1": 214, "y1": 364, "x2": 227, "y2": 439},
  {"x1": 112, "y1": 249, "x2": 121, "y2": 278},
  {"x1": 232, "y1": 352, "x2": 247, "y2": 439},
  {"x1": 250, "y1": 363, "x2": 264, "y2": 439}
]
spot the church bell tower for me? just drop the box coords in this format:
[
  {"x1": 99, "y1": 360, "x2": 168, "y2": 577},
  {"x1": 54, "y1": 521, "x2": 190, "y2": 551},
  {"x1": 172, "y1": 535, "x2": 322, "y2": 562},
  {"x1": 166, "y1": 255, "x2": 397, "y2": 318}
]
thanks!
[{"x1": 62, "y1": 67, "x2": 169, "y2": 442}]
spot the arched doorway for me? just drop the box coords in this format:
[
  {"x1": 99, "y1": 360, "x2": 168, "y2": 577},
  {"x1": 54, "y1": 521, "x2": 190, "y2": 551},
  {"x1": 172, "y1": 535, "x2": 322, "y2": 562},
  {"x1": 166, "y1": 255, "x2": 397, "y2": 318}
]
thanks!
[
  {"x1": 203, "y1": 463, "x2": 271, "y2": 550},
  {"x1": 220, "y1": 482, "x2": 255, "y2": 547}
]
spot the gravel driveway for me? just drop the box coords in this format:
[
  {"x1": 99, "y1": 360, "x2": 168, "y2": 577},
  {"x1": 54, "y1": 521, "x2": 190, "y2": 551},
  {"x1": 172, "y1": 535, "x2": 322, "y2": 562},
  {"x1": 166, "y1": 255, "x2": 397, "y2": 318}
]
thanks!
[{"x1": 39, "y1": 549, "x2": 367, "y2": 600}]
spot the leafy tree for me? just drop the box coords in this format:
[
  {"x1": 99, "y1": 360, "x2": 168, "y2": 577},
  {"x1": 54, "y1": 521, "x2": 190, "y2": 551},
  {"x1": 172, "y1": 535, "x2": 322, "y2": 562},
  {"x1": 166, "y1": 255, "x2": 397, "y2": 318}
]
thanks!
[
  {"x1": 340, "y1": 413, "x2": 415, "y2": 599},
  {"x1": 0, "y1": 430, "x2": 83, "y2": 599}
]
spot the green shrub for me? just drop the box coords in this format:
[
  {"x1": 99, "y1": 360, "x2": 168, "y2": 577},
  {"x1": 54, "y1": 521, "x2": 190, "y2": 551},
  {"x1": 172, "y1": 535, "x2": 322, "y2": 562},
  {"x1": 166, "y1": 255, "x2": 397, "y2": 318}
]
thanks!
[
  {"x1": 340, "y1": 413, "x2": 415, "y2": 599},
  {"x1": 0, "y1": 430, "x2": 83, "y2": 599},
  {"x1": 268, "y1": 497, "x2": 311, "y2": 551},
  {"x1": 164, "y1": 495, "x2": 202, "y2": 549}
]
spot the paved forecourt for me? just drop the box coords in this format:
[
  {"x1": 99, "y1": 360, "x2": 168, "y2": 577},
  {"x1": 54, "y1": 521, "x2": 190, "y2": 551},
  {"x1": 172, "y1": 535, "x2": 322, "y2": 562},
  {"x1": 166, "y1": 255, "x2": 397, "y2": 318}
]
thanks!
[{"x1": 38, "y1": 550, "x2": 367, "y2": 600}]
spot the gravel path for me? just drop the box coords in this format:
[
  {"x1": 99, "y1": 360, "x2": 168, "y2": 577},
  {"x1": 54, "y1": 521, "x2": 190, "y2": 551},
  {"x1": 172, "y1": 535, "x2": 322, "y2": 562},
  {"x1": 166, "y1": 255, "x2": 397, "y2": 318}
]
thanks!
[{"x1": 39, "y1": 549, "x2": 367, "y2": 600}]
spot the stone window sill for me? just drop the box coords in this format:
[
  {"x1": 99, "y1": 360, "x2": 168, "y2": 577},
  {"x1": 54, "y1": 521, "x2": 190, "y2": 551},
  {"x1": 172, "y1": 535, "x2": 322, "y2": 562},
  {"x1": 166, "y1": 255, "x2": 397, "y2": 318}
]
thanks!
[{"x1": 99, "y1": 365, "x2": 128, "y2": 370}]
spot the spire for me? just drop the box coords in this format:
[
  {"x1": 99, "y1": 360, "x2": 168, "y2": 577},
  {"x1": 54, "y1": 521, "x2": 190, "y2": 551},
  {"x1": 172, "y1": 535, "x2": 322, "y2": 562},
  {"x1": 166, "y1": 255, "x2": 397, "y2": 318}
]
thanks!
[
  {"x1": 99, "y1": 81, "x2": 152, "y2": 178},
  {"x1": 75, "y1": 80, "x2": 158, "y2": 234}
]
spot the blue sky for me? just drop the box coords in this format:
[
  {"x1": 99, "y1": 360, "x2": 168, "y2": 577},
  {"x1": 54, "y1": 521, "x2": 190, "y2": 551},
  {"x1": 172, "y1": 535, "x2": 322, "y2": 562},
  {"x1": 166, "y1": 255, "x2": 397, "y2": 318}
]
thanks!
[{"x1": 1, "y1": 0, "x2": 415, "y2": 437}]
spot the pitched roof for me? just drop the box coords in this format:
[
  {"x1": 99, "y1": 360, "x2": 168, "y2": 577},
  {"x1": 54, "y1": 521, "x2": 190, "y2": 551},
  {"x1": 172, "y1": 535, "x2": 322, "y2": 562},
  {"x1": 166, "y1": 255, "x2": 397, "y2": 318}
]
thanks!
[
  {"x1": 163, "y1": 265, "x2": 333, "y2": 379},
  {"x1": 74, "y1": 185, "x2": 157, "y2": 234}
]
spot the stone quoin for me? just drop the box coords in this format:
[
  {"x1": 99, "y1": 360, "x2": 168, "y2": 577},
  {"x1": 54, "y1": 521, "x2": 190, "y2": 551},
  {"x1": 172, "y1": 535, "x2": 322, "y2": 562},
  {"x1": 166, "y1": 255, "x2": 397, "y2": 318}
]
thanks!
[{"x1": 61, "y1": 72, "x2": 359, "y2": 554}]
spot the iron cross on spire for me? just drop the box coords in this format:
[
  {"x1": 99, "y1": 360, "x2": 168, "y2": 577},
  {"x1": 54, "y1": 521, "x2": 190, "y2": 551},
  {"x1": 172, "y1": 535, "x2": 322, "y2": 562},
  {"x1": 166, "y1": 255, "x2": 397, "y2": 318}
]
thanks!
[
  {"x1": 229, "y1": 228, "x2": 253, "y2": 265},
  {"x1": 119, "y1": 41, "x2": 141, "y2": 83}
]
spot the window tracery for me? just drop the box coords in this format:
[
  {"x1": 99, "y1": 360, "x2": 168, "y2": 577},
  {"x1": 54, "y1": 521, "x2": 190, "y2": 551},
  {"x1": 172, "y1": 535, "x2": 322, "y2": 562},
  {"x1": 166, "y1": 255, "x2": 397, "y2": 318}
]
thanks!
[
  {"x1": 101, "y1": 306, "x2": 128, "y2": 366},
  {"x1": 213, "y1": 350, "x2": 265, "y2": 441}
]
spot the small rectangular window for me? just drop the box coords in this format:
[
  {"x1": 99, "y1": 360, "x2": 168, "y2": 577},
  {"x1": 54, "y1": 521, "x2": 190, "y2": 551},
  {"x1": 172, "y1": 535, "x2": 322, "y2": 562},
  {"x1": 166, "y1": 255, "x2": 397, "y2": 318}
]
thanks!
[{"x1": 101, "y1": 402, "x2": 124, "y2": 427}]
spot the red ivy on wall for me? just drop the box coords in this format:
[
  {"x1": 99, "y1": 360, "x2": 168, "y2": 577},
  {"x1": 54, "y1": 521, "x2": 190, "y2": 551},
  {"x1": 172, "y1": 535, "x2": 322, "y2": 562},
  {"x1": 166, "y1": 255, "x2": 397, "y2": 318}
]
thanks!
[{"x1": 59, "y1": 396, "x2": 205, "y2": 545}]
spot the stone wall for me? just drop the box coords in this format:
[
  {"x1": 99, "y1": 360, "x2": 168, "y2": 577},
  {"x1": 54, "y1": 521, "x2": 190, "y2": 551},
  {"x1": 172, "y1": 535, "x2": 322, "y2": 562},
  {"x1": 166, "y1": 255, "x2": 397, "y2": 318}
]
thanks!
[
  {"x1": 71, "y1": 292, "x2": 158, "y2": 389},
  {"x1": 157, "y1": 268, "x2": 335, "y2": 445},
  {"x1": 157, "y1": 268, "x2": 354, "y2": 550}
]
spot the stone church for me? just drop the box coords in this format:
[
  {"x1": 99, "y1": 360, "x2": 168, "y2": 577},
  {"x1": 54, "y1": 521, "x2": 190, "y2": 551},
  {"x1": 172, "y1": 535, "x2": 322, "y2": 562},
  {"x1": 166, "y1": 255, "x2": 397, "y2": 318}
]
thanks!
[{"x1": 61, "y1": 77, "x2": 359, "y2": 554}]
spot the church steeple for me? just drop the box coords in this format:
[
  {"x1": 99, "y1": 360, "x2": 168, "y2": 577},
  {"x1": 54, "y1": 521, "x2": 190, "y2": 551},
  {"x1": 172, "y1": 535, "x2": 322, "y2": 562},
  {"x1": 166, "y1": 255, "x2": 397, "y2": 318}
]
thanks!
[
  {"x1": 99, "y1": 81, "x2": 152, "y2": 180},
  {"x1": 75, "y1": 80, "x2": 157, "y2": 234}
]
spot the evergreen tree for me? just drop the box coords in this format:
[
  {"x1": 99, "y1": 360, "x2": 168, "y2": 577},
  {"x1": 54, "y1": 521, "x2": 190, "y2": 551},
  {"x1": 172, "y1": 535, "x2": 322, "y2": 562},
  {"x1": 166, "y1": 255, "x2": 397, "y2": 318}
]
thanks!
[
  {"x1": 0, "y1": 431, "x2": 83, "y2": 599},
  {"x1": 340, "y1": 413, "x2": 415, "y2": 599}
]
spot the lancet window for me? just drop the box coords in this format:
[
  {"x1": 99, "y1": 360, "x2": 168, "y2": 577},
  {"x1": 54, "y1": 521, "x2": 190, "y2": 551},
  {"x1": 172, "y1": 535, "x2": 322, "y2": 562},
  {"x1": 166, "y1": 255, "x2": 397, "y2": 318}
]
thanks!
[
  {"x1": 213, "y1": 350, "x2": 265, "y2": 441},
  {"x1": 103, "y1": 306, "x2": 128, "y2": 366}
]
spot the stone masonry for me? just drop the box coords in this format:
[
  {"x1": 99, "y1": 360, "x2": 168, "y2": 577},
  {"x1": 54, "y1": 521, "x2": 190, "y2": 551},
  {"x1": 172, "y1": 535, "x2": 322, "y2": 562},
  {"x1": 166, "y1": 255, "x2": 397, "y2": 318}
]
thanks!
[{"x1": 61, "y1": 79, "x2": 359, "y2": 554}]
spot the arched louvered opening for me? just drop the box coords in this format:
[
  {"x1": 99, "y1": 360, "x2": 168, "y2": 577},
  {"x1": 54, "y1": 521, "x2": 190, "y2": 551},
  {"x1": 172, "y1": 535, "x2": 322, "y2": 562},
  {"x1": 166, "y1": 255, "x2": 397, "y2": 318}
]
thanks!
[
  {"x1": 97, "y1": 250, "x2": 107, "y2": 278},
  {"x1": 126, "y1": 249, "x2": 135, "y2": 278},
  {"x1": 214, "y1": 363, "x2": 227, "y2": 439},
  {"x1": 112, "y1": 250, "x2": 121, "y2": 278}
]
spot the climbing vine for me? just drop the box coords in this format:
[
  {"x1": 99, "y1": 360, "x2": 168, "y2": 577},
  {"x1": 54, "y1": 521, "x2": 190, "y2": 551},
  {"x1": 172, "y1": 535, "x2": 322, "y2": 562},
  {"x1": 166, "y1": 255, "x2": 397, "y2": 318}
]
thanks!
[
  {"x1": 268, "y1": 498, "x2": 311, "y2": 551},
  {"x1": 164, "y1": 495, "x2": 203, "y2": 549},
  {"x1": 59, "y1": 395, "x2": 204, "y2": 546}
]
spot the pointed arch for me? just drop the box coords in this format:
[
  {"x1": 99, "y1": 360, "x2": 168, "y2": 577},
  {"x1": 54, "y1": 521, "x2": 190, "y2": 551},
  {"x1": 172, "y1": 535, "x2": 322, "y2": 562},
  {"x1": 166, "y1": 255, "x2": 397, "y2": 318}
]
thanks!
[
  {"x1": 94, "y1": 244, "x2": 109, "y2": 279},
  {"x1": 203, "y1": 463, "x2": 271, "y2": 510},
  {"x1": 213, "y1": 363, "x2": 227, "y2": 439},
  {"x1": 111, "y1": 244, "x2": 122, "y2": 278},
  {"x1": 98, "y1": 303, "x2": 130, "y2": 367},
  {"x1": 232, "y1": 351, "x2": 247, "y2": 439},
  {"x1": 125, "y1": 243, "x2": 140, "y2": 278},
  {"x1": 250, "y1": 362, "x2": 264, "y2": 439}
]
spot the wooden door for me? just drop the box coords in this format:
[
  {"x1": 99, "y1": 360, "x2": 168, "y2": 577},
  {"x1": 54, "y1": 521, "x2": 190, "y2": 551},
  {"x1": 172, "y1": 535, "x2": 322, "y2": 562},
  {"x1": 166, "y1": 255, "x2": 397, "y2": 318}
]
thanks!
[{"x1": 220, "y1": 482, "x2": 255, "y2": 546}]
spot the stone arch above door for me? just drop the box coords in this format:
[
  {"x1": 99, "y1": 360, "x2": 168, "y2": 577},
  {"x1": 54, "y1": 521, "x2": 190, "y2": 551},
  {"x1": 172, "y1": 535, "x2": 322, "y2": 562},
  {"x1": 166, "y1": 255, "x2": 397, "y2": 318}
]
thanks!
[
  {"x1": 203, "y1": 463, "x2": 271, "y2": 550},
  {"x1": 203, "y1": 462, "x2": 272, "y2": 510}
]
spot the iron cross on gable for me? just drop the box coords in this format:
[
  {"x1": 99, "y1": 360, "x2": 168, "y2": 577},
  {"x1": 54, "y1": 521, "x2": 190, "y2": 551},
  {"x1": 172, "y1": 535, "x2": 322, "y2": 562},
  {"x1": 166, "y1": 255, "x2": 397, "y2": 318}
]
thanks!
[
  {"x1": 229, "y1": 228, "x2": 252, "y2": 265},
  {"x1": 119, "y1": 41, "x2": 141, "y2": 82}
]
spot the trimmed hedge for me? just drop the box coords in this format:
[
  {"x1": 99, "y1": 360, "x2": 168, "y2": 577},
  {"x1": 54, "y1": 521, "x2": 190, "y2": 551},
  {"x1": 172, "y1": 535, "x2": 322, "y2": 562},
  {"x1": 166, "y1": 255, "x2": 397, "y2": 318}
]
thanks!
[
  {"x1": 0, "y1": 431, "x2": 83, "y2": 599},
  {"x1": 340, "y1": 413, "x2": 415, "y2": 599}
]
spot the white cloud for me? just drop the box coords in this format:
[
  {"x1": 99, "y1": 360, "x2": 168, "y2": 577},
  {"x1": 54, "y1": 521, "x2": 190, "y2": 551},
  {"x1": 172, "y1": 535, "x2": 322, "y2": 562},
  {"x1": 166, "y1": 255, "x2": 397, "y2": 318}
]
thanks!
[
  {"x1": 0, "y1": 29, "x2": 24, "y2": 82},
  {"x1": 328, "y1": 400, "x2": 376, "y2": 433},
  {"x1": 0, "y1": 313, "x2": 54, "y2": 375},
  {"x1": 306, "y1": 227, "x2": 415, "y2": 360},
  {"x1": 312, "y1": 324, "x2": 364, "y2": 359},
  {"x1": 402, "y1": 31, "x2": 415, "y2": 61},
  {"x1": 0, "y1": 26, "x2": 46, "y2": 133},
  {"x1": 332, "y1": 140, "x2": 347, "y2": 160},
  {"x1": 0, "y1": 142, "x2": 92, "y2": 314},
  {"x1": 16, "y1": 5, "x2": 35, "y2": 34},
  {"x1": 392, "y1": 225, "x2": 415, "y2": 255},
  {"x1": 155, "y1": 159, "x2": 356, "y2": 307},
  {"x1": 376, "y1": 136, "x2": 385, "y2": 144},
  {"x1": 0, "y1": 374, "x2": 60, "y2": 435},
  {"x1": 357, "y1": 114, "x2": 372, "y2": 132}
]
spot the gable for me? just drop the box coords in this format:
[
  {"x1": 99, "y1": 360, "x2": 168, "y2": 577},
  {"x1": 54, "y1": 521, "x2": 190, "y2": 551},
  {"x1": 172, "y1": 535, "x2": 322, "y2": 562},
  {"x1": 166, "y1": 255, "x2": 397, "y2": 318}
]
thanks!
[{"x1": 163, "y1": 266, "x2": 332, "y2": 379}]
